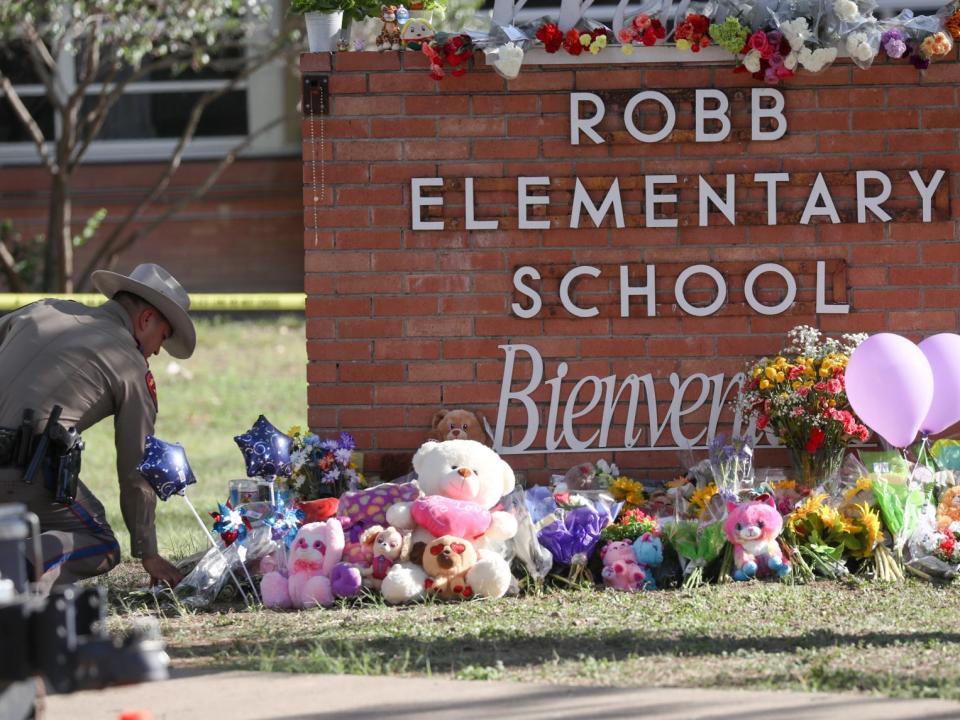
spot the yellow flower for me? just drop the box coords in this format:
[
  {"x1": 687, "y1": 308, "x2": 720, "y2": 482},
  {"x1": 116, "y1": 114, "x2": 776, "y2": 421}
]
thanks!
[
  {"x1": 848, "y1": 503, "x2": 882, "y2": 558},
  {"x1": 792, "y1": 381, "x2": 801, "y2": 390},
  {"x1": 621, "y1": 43, "x2": 635, "y2": 56},
  {"x1": 819, "y1": 366, "x2": 831, "y2": 377},
  {"x1": 690, "y1": 483, "x2": 719, "y2": 517},
  {"x1": 765, "y1": 366, "x2": 778, "y2": 381},
  {"x1": 843, "y1": 476, "x2": 874, "y2": 505},
  {"x1": 776, "y1": 373, "x2": 785, "y2": 383},
  {"x1": 287, "y1": 425, "x2": 302, "y2": 438},
  {"x1": 787, "y1": 493, "x2": 827, "y2": 536},
  {"x1": 759, "y1": 379, "x2": 771, "y2": 390},
  {"x1": 752, "y1": 366, "x2": 762, "y2": 379},
  {"x1": 589, "y1": 42, "x2": 602, "y2": 54},
  {"x1": 676, "y1": 38, "x2": 691, "y2": 51},
  {"x1": 772, "y1": 479, "x2": 797, "y2": 492},
  {"x1": 626, "y1": 490, "x2": 646, "y2": 506},
  {"x1": 595, "y1": 34, "x2": 607, "y2": 48},
  {"x1": 610, "y1": 476, "x2": 642, "y2": 502},
  {"x1": 580, "y1": 32, "x2": 592, "y2": 46},
  {"x1": 818, "y1": 505, "x2": 841, "y2": 529}
]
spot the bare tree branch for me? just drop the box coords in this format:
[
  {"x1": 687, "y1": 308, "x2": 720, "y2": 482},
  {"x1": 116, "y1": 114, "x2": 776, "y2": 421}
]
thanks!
[
  {"x1": 0, "y1": 236, "x2": 25, "y2": 293},
  {"x1": 87, "y1": 116, "x2": 286, "y2": 280},
  {"x1": 0, "y1": 70, "x2": 56, "y2": 172},
  {"x1": 22, "y1": 22, "x2": 64, "y2": 108},
  {"x1": 76, "y1": 41, "x2": 291, "y2": 283}
]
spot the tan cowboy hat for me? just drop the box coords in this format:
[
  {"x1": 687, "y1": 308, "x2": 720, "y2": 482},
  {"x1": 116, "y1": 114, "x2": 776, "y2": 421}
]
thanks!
[{"x1": 91, "y1": 263, "x2": 196, "y2": 359}]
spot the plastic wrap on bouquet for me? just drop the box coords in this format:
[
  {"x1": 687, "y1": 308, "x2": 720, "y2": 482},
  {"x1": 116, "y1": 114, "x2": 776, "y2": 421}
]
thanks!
[
  {"x1": 905, "y1": 505, "x2": 960, "y2": 579},
  {"x1": 770, "y1": 0, "x2": 840, "y2": 73},
  {"x1": 177, "y1": 525, "x2": 280, "y2": 608},
  {"x1": 475, "y1": 24, "x2": 532, "y2": 80},
  {"x1": 500, "y1": 487, "x2": 553, "y2": 580}
]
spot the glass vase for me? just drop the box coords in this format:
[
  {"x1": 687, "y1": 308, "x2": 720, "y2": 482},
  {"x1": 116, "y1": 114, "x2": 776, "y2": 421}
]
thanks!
[{"x1": 789, "y1": 445, "x2": 846, "y2": 493}]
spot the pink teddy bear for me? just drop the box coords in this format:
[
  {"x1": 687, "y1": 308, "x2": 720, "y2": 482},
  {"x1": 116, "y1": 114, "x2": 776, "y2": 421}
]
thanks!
[
  {"x1": 261, "y1": 518, "x2": 358, "y2": 608},
  {"x1": 723, "y1": 495, "x2": 790, "y2": 581},
  {"x1": 600, "y1": 540, "x2": 647, "y2": 591}
]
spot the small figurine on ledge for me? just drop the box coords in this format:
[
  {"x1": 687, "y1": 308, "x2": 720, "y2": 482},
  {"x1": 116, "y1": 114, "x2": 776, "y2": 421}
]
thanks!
[{"x1": 376, "y1": 4, "x2": 402, "y2": 51}]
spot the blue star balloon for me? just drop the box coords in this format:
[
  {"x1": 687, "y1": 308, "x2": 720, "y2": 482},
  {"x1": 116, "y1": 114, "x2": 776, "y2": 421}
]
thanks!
[
  {"x1": 233, "y1": 415, "x2": 292, "y2": 478},
  {"x1": 137, "y1": 435, "x2": 197, "y2": 501}
]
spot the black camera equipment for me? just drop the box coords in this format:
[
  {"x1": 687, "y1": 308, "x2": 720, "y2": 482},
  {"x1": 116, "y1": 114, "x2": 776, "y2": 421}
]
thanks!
[{"x1": 0, "y1": 503, "x2": 169, "y2": 720}]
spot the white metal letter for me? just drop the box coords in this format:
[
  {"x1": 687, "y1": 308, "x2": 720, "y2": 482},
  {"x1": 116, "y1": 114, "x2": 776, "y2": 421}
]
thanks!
[
  {"x1": 751, "y1": 88, "x2": 787, "y2": 141},
  {"x1": 570, "y1": 177, "x2": 625, "y2": 228},
  {"x1": 695, "y1": 89, "x2": 730, "y2": 142},
  {"x1": 744, "y1": 263, "x2": 797, "y2": 316},
  {"x1": 518, "y1": 176, "x2": 551, "y2": 230},
  {"x1": 570, "y1": 92, "x2": 605, "y2": 146},
  {"x1": 624, "y1": 91, "x2": 676, "y2": 143},
  {"x1": 465, "y1": 177, "x2": 499, "y2": 230},
  {"x1": 698, "y1": 174, "x2": 736, "y2": 226},
  {"x1": 411, "y1": 177, "x2": 444, "y2": 230},
  {"x1": 675, "y1": 265, "x2": 727, "y2": 317},
  {"x1": 511, "y1": 266, "x2": 542, "y2": 319},
  {"x1": 560, "y1": 266, "x2": 600, "y2": 318},
  {"x1": 645, "y1": 174, "x2": 678, "y2": 228}
]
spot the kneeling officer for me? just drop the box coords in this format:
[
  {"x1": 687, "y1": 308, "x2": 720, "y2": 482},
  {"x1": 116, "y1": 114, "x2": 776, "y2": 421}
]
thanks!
[{"x1": 0, "y1": 263, "x2": 196, "y2": 592}]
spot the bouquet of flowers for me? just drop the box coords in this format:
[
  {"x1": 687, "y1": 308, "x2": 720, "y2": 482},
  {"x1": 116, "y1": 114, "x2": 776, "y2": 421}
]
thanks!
[
  {"x1": 288, "y1": 428, "x2": 364, "y2": 501},
  {"x1": 662, "y1": 519, "x2": 727, "y2": 588},
  {"x1": 738, "y1": 325, "x2": 869, "y2": 491},
  {"x1": 709, "y1": 434, "x2": 754, "y2": 498},
  {"x1": 599, "y1": 508, "x2": 658, "y2": 542}
]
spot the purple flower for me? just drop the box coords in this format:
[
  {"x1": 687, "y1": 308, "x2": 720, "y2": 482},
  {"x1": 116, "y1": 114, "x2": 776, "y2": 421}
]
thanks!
[
  {"x1": 335, "y1": 448, "x2": 353, "y2": 465},
  {"x1": 767, "y1": 30, "x2": 783, "y2": 46},
  {"x1": 320, "y1": 439, "x2": 338, "y2": 452},
  {"x1": 339, "y1": 432, "x2": 356, "y2": 450},
  {"x1": 910, "y1": 51, "x2": 930, "y2": 69},
  {"x1": 538, "y1": 506, "x2": 603, "y2": 565},
  {"x1": 322, "y1": 469, "x2": 340, "y2": 485},
  {"x1": 882, "y1": 29, "x2": 907, "y2": 58}
]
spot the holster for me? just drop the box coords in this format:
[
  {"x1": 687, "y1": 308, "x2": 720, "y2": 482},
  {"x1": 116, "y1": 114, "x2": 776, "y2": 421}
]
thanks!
[{"x1": 42, "y1": 426, "x2": 84, "y2": 505}]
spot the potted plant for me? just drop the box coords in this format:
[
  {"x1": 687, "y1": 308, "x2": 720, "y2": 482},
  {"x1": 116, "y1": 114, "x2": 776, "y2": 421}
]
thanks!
[
  {"x1": 288, "y1": 428, "x2": 365, "y2": 522},
  {"x1": 292, "y1": 0, "x2": 379, "y2": 52}
]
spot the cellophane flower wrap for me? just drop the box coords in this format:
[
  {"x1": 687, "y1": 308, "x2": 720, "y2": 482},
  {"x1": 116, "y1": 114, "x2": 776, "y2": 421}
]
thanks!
[
  {"x1": 709, "y1": 434, "x2": 754, "y2": 497},
  {"x1": 288, "y1": 428, "x2": 364, "y2": 501},
  {"x1": 737, "y1": 326, "x2": 869, "y2": 491},
  {"x1": 662, "y1": 519, "x2": 727, "y2": 588}
]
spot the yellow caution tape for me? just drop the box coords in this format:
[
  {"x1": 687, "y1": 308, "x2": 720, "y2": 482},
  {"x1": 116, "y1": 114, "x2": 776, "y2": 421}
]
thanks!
[{"x1": 0, "y1": 293, "x2": 306, "y2": 312}]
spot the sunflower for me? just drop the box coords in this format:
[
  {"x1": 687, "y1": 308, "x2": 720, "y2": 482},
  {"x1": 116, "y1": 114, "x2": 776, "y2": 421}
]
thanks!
[
  {"x1": 610, "y1": 476, "x2": 642, "y2": 502},
  {"x1": 818, "y1": 504, "x2": 841, "y2": 530},
  {"x1": 786, "y1": 493, "x2": 827, "y2": 536},
  {"x1": 689, "y1": 483, "x2": 719, "y2": 517},
  {"x1": 847, "y1": 502, "x2": 883, "y2": 558},
  {"x1": 843, "y1": 476, "x2": 875, "y2": 506}
]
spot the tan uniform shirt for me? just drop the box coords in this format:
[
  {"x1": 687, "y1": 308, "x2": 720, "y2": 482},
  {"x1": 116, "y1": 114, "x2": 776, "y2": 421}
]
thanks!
[{"x1": 0, "y1": 299, "x2": 160, "y2": 558}]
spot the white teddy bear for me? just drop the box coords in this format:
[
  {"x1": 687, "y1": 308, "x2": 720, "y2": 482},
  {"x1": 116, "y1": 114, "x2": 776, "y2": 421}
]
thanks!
[{"x1": 380, "y1": 439, "x2": 518, "y2": 604}]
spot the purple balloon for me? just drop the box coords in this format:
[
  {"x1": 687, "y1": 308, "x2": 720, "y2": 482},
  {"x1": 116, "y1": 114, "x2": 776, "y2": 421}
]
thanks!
[
  {"x1": 846, "y1": 333, "x2": 934, "y2": 448},
  {"x1": 919, "y1": 333, "x2": 960, "y2": 435}
]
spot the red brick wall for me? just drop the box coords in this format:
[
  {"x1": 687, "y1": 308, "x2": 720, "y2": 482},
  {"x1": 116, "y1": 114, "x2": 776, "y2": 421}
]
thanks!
[
  {"x1": 0, "y1": 158, "x2": 304, "y2": 292},
  {"x1": 302, "y1": 51, "x2": 960, "y2": 482}
]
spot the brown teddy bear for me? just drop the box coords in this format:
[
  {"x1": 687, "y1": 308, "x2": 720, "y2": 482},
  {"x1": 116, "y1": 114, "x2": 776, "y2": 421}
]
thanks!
[
  {"x1": 430, "y1": 408, "x2": 489, "y2": 445},
  {"x1": 420, "y1": 535, "x2": 478, "y2": 600},
  {"x1": 937, "y1": 486, "x2": 960, "y2": 531},
  {"x1": 359, "y1": 525, "x2": 410, "y2": 590}
]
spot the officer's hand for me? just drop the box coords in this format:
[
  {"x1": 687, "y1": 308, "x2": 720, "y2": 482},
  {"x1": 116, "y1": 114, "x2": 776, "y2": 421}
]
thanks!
[{"x1": 142, "y1": 555, "x2": 184, "y2": 588}]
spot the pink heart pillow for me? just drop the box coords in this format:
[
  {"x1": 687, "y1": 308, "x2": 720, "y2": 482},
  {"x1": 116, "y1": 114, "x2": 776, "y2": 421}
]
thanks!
[{"x1": 411, "y1": 496, "x2": 492, "y2": 540}]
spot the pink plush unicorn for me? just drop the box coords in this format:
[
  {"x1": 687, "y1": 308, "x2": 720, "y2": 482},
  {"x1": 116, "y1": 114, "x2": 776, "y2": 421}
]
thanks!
[
  {"x1": 261, "y1": 519, "x2": 354, "y2": 608},
  {"x1": 600, "y1": 540, "x2": 647, "y2": 591},
  {"x1": 723, "y1": 495, "x2": 790, "y2": 581}
]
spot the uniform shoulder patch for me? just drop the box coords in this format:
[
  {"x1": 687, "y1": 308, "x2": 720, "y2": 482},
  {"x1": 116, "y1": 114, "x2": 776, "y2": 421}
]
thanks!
[{"x1": 145, "y1": 371, "x2": 158, "y2": 410}]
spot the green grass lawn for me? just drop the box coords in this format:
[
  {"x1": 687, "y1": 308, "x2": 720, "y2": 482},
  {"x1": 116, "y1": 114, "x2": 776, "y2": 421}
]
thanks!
[
  {"x1": 88, "y1": 316, "x2": 960, "y2": 702},
  {"x1": 82, "y1": 314, "x2": 307, "y2": 559},
  {"x1": 113, "y1": 578, "x2": 960, "y2": 700}
]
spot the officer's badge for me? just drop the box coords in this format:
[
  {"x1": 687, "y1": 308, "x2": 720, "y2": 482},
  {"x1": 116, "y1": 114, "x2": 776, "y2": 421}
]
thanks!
[{"x1": 145, "y1": 371, "x2": 158, "y2": 410}]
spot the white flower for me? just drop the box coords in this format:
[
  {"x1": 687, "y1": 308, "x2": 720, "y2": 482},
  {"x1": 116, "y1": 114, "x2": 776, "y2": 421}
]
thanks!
[
  {"x1": 596, "y1": 458, "x2": 610, "y2": 474},
  {"x1": 781, "y1": 18, "x2": 810, "y2": 51},
  {"x1": 846, "y1": 32, "x2": 876, "y2": 62},
  {"x1": 290, "y1": 448, "x2": 308, "y2": 471},
  {"x1": 489, "y1": 42, "x2": 524, "y2": 80},
  {"x1": 743, "y1": 49, "x2": 762, "y2": 73},
  {"x1": 784, "y1": 51, "x2": 798, "y2": 70},
  {"x1": 950, "y1": 520, "x2": 960, "y2": 535},
  {"x1": 833, "y1": 0, "x2": 860, "y2": 21},
  {"x1": 798, "y1": 47, "x2": 837, "y2": 73}
]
